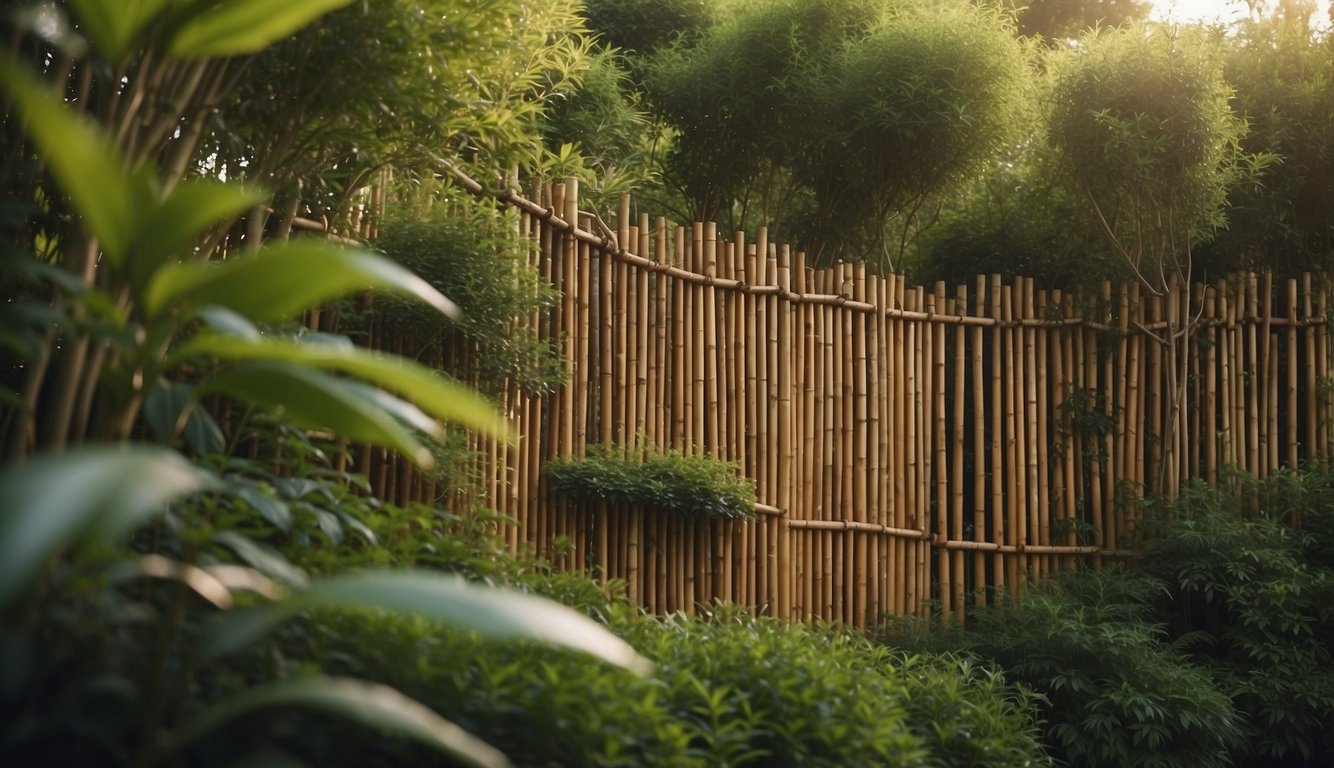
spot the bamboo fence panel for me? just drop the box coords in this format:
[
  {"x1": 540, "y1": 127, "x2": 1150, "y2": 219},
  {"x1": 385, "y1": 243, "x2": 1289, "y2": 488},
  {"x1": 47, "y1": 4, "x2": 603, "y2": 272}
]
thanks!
[{"x1": 340, "y1": 177, "x2": 1333, "y2": 629}]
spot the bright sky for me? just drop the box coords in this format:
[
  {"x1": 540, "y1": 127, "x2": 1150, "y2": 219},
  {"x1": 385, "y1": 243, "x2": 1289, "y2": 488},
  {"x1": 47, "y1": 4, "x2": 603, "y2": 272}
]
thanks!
[{"x1": 1150, "y1": 0, "x2": 1332, "y2": 25}]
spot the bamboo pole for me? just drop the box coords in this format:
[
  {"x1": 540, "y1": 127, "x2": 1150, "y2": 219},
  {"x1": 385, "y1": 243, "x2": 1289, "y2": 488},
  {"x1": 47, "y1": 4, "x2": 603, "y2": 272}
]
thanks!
[
  {"x1": 1248, "y1": 274, "x2": 1261, "y2": 474},
  {"x1": 989, "y1": 275, "x2": 1005, "y2": 598},
  {"x1": 949, "y1": 285, "x2": 966, "y2": 622},
  {"x1": 1304, "y1": 275, "x2": 1316, "y2": 462},
  {"x1": 972, "y1": 276, "x2": 988, "y2": 601},
  {"x1": 1023, "y1": 280, "x2": 1041, "y2": 584},
  {"x1": 777, "y1": 247, "x2": 795, "y2": 622}
]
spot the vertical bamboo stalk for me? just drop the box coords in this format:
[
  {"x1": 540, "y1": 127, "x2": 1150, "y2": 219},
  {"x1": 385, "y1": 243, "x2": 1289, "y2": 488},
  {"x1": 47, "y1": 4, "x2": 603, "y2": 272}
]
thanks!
[
  {"x1": 929, "y1": 283, "x2": 947, "y2": 620},
  {"x1": 704, "y1": 223, "x2": 720, "y2": 454},
  {"x1": 972, "y1": 277, "x2": 988, "y2": 602},
  {"x1": 1282, "y1": 278, "x2": 1296, "y2": 470},
  {"x1": 989, "y1": 275, "x2": 1005, "y2": 598},
  {"x1": 949, "y1": 285, "x2": 966, "y2": 622},
  {"x1": 1303, "y1": 275, "x2": 1316, "y2": 463},
  {"x1": 777, "y1": 247, "x2": 795, "y2": 621},
  {"x1": 1247, "y1": 274, "x2": 1261, "y2": 475},
  {"x1": 1003, "y1": 282, "x2": 1022, "y2": 593},
  {"x1": 1024, "y1": 280, "x2": 1042, "y2": 583}
]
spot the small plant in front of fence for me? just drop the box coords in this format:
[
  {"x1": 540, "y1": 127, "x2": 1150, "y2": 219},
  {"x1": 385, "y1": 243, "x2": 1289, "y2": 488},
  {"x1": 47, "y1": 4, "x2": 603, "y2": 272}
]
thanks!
[{"x1": 545, "y1": 443, "x2": 757, "y2": 521}]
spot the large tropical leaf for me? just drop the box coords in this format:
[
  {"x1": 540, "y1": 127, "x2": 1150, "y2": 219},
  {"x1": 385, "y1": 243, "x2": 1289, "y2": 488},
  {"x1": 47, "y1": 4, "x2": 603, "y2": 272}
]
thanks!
[
  {"x1": 0, "y1": 59, "x2": 152, "y2": 266},
  {"x1": 132, "y1": 179, "x2": 267, "y2": 289},
  {"x1": 144, "y1": 379, "x2": 226, "y2": 455},
  {"x1": 144, "y1": 240, "x2": 459, "y2": 323},
  {"x1": 65, "y1": 0, "x2": 174, "y2": 60},
  {"x1": 166, "y1": 0, "x2": 358, "y2": 59},
  {"x1": 0, "y1": 446, "x2": 218, "y2": 608},
  {"x1": 167, "y1": 676, "x2": 509, "y2": 768},
  {"x1": 174, "y1": 334, "x2": 508, "y2": 439},
  {"x1": 199, "y1": 361, "x2": 436, "y2": 467},
  {"x1": 203, "y1": 570, "x2": 652, "y2": 675}
]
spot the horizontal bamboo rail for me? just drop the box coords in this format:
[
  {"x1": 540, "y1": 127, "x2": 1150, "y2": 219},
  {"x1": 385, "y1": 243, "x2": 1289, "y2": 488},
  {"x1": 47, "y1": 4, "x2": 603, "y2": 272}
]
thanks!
[{"x1": 347, "y1": 173, "x2": 1332, "y2": 627}]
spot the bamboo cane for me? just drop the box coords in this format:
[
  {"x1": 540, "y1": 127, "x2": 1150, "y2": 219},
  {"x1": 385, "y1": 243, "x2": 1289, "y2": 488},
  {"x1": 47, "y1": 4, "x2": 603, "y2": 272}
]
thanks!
[
  {"x1": 990, "y1": 275, "x2": 1005, "y2": 598},
  {"x1": 1304, "y1": 275, "x2": 1316, "y2": 462}
]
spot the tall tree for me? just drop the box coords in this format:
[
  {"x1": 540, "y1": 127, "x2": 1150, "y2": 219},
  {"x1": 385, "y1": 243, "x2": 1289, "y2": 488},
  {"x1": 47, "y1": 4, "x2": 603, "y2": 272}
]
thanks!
[
  {"x1": 644, "y1": 0, "x2": 1029, "y2": 266},
  {"x1": 1046, "y1": 24, "x2": 1261, "y2": 494}
]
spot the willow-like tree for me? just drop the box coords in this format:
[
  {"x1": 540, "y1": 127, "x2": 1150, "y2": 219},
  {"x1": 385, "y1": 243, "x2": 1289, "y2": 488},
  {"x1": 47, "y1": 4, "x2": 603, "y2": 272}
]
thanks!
[{"x1": 1047, "y1": 25, "x2": 1266, "y2": 495}]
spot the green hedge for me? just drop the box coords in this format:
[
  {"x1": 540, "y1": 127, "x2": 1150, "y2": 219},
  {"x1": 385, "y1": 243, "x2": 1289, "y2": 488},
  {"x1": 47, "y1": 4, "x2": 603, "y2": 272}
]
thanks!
[
  {"x1": 545, "y1": 443, "x2": 757, "y2": 521},
  {"x1": 276, "y1": 605, "x2": 1050, "y2": 767}
]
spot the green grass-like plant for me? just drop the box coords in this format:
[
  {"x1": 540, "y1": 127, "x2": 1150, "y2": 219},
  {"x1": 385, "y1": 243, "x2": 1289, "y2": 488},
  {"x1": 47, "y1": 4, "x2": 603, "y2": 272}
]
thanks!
[{"x1": 545, "y1": 443, "x2": 757, "y2": 521}]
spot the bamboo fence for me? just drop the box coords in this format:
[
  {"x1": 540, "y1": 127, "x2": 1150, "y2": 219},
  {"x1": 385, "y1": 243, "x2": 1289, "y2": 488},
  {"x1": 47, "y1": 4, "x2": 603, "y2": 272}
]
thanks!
[{"x1": 332, "y1": 179, "x2": 1333, "y2": 627}]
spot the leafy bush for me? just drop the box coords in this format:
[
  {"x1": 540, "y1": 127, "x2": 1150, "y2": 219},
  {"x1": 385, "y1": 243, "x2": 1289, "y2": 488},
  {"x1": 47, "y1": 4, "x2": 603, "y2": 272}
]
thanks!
[
  {"x1": 1140, "y1": 474, "x2": 1334, "y2": 766},
  {"x1": 288, "y1": 602, "x2": 1050, "y2": 767},
  {"x1": 889, "y1": 569, "x2": 1241, "y2": 768},
  {"x1": 545, "y1": 442, "x2": 757, "y2": 520},
  {"x1": 371, "y1": 199, "x2": 565, "y2": 397}
]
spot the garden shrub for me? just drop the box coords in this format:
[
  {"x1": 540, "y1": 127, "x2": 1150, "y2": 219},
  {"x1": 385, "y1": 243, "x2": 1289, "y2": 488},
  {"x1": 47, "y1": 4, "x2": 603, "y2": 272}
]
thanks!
[
  {"x1": 1140, "y1": 474, "x2": 1334, "y2": 766},
  {"x1": 890, "y1": 569, "x2": 1241, "y2": 768},
  {"x1": 546, "y1": 442, "x2": 757, "y2": 521},
  {"x1": 284, "y1": 602, "x2": 1050, "y2": 768}
]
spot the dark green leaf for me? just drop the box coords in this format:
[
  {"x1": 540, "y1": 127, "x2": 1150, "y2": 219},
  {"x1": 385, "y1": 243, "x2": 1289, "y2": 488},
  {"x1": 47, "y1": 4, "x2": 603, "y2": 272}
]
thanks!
[
  {"x1": 199, "y1": 361, "x2": 434, "y2": 467},
  {"x1": 212, "y1": 530, "x2": 308, "y2": 588},
  {"x1": 144, "y1": 240, "x2": 458, "y2": 323},
  {"x1": 167, "y1": 0, "x2": 359, "y2": 58},
  {"x1": 174, "y1": 334, "x2": 506, "y2": 438},
  {"x1": 144, "y1": 379, "x2": 226, "y2": 455},
  {"x1": 203, "y1": 570, "x2": 651, "y2": 676},
  {"x1": 225, "y1": 479, "x2": 292, "y2": 531},
  {"x1": 132, "y1": 180, "x2": 266, "y2": 290},
  {"x1": 0, "y1": 446, "x2": 217, "y2": 608},
  {"x1": 167, "y1": 675, "x2": 510, "y2": 768}
]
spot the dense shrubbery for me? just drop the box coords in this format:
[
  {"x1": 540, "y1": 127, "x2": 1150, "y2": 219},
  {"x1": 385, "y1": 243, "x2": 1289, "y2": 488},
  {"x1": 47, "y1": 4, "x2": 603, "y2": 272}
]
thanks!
[
  {"x1": 889, "y1": 467, "x2": 1334, "y2": 768},
  {"x1": 285, "y1": 602, "x2": 1050, "y2": 768},
  {"x1": 546, "y1": 442, "x2": 758, "y2": 521}
]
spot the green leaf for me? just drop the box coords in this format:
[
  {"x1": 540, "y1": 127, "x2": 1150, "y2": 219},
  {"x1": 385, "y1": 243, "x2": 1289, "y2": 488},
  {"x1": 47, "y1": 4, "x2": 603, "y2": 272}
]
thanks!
[
  {"x1": 144, "y1": 379, "x2": 226, "y2": 455},
  {"x1": 66, "y1": 0, "x2": 173, "y2": 60},
  {"x1": 167, "y1": 676, "x2": 510, "y2": 768},
  {"x1": 0, "y1": 445, "x2": 218, "y2": 608},
  {"x1": 144, "y1": 240, "x2": 459, "y2": 323},
  {"x1": 167, "y1": 0, "x2": 358, "y2": 59},
  {"x1": 174, "y1": 334, "x2": 507, "y2": 439},
  {"x1": 212, "y1": 530, "x2": 308, "y2": 588},
  {"x1": 200, "y1": 361, "x2": 435, "y2": 467},
  {"x1": 196, "y1": 305, "x2": 262, "y2": 341},
  {"x1": 204, "y1": 570, "x2": 652, "y2": 676},
  {"x1": 0, "y1": 59, "x2": 152, "y2": 266},
  {"x1": 224, "y1": 479, "x2": 293, "y2": 531},
  {"x1": 132, "y1": 179, "x2": 266, "y2": 290}
]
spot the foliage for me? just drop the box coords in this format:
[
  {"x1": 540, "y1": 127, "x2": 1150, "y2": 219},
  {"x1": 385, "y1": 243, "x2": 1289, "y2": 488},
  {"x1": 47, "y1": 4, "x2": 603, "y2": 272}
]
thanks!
[
  {"x1": 214, "y1": 0, "x2": 596, "y2": 223},
  {"x1": 540, "y1": 49, "x2": 660, "y2": 204},
  {"x1": 546, "y1": 442, "x2": 757, "y2": 521},
  {"x1": 889, "y1": 569, "x2": 1242, "y2": 768},
  {"x1": 283, "y1": 602, "x2": 1050, "y2": 767},
  {"x1": 370, "y1": 198, "x2": 565, "y2": 397},
  {"x1": 1017, "y1": 0, "x2": 1150, "y2": 42},
  {"x1": 581, "y1": 0, "x2": 711, "y2": 57},
  {"x1": 1045, "y1": 24, "x2": 1254, "y2": 288},
  {"x1": 904, "y1": 141, "x2": 1113, "y2": 288},
  {"x1": 1204, "y1": 16, "x2": 1334, "y2": 274},
  {"x1": 642, "y1": 0, "x2": 1030, "y2": 265},
  {"x1": 1139, "y1": 472, "x2": 1334, "y2": 765},
  {"x1": 0, "y1": 3, "x2": 645, "y2": 766}
]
